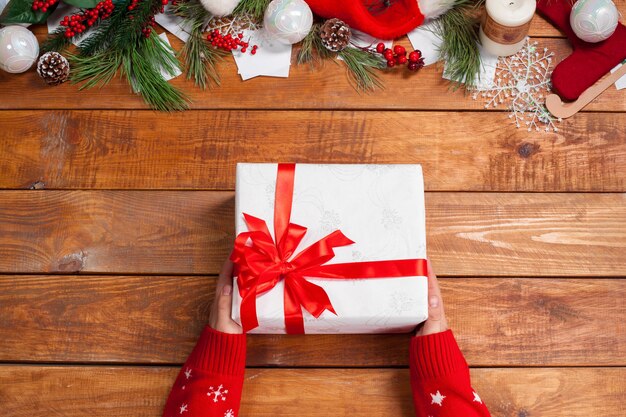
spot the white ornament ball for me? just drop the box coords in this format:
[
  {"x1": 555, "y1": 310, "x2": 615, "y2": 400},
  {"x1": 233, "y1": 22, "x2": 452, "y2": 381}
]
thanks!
[
  {"x1": 0, "y1": 26, "x2": 39, "y2": 74},
  {"x1": 199, "y1": 0, "x2": 241, "y2": 16},
  {"x1": 570, "y1": 0, "x2": 620, "y2": 43},
  {"x1": 0, "y1": 0, "x2": 8, "y2": 15},
  {"x1": 263, "y1": 0, "x2": 313, "y2": 45}
]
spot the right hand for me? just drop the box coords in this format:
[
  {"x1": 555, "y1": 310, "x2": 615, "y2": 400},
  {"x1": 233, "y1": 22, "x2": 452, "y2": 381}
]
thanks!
[{"x1": 415, "y1": 260, "x2": 449, "y2": 337}]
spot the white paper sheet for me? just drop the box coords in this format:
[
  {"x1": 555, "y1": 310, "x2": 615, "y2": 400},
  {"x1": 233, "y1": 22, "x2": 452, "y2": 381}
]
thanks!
[
  {"x1": 154, "y1": 4, "x2": 192, "y2": 43},
  {"x1": 407, "y1": 20, "x2": 443, "y2": 66},
  {"x1": 233, "y1": 29, "x2": 291, "y2": 80}
]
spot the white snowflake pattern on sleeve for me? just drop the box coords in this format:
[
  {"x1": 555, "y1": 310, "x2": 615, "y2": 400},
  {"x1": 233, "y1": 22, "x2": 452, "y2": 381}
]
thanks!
[
  {"x1": 207, "y1": 384, "x2": 229, "y2": 403},
  {"x1": 473, "y1": 391, "x2": 482, "y2": 404},
  {"x1": 430, "y1": 390, "x2": 446, "y2": 406},
  {"x1": 179, "y1": 403, "x2": 188, "y2": 414},
  {"x1": 224, "y1": 409, "x2": 235, "y2": 417}
]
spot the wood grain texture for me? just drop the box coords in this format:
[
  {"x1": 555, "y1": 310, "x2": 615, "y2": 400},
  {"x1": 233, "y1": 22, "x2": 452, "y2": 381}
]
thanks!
[
  {"x1": 1, "y1": 36, "x2": 625, "y2": 111},
  {"x1": 0, "y1": 366, "x2": 624, "y2": 416},
  {"x1": 0, "y1": 275, "x2": 623, "y2": 366},
  {"x1": 1, "y1": 110, "x2": 624, "y2": 192},
  {"x1": 0, "y1": 191, "x2": 624, "y2": 276}
]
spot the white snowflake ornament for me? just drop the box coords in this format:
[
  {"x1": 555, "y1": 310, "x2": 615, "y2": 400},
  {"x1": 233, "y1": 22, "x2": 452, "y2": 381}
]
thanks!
[{"x1": 473, "y1": 38, "x2": 560, "y2": 133}]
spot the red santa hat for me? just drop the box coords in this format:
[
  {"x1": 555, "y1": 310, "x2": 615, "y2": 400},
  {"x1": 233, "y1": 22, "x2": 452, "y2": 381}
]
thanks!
[{"x1": 304, "y1": 0, "x2": 449, "y2": 40}]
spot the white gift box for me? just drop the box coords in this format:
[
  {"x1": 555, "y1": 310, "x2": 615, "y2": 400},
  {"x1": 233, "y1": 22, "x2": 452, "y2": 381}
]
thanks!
[{"x1": 231, "y1": 163, "x2": 428, "y2": 334}]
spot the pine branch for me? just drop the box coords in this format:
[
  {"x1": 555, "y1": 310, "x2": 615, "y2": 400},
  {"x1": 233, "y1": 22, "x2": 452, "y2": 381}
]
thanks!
[
  {"x1": 431, "y1": 0, "x2": 484, "y2": 90},
  {"x1": 41, "y1": 28, "x2": 72, "y2": 53},
  {"x1": 71, "y1": 30, "x2": 188, "y2": 111},
  {"x1": 121, "y1": 33, "x2": 189, "y2": 111},
  {"x1": 232, "y1": 0, "x2": 270, "y2": 21},
  {"x1": 180, "y1": 29, "x2": 226, "y2": 89},
  {"x1": 296, "y1": 22, "x2": 334, "y2": 66},
  {"x1": 172, "y1": 0, "x2": 225, "y2": 89},
  {"x1": 338, "y1": 47, "x2": 386, "y2": 92},
  {"x1": 78, "y1": 0, "x2": 129, "y2": 56}
]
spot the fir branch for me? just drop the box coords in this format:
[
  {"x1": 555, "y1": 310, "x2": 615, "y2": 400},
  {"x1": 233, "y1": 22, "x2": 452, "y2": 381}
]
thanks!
[
  {"x1": 78, "y1": 0, "x2": 129, "y2": 56},
  {"x1": 172, "y1": 0, "x2": 225, "y2": 89},
  {"x1": 172, "y1": 0, "x2": 210, "y2": 21},
  {"x1": 41, "y1": 28, "x2": 73, "y2": 53},
  {"x1": 69, "y1": 49, "x2": 122, "y2": 89},
  {"x1": 338, "y1": 47, "x2": 386, "y2": 92},
  {"x1": 112, "y1": 0, "x2": 160, "y2": 49},
  {"x1": 180, "y1": 28, "x2": 226, "y2": 89},
  {"x1": 431, "y1": 0, "x2": 484, "y2": 90},
  {"x1": 71, "y1": 31, "x2": 188, "y2": 111},
  {"x1": 296, "y1": 22, "x2": 334, "y2": 66},
  {"x1": 232, "y1": 0, "x2": 270, "y2": 21}
]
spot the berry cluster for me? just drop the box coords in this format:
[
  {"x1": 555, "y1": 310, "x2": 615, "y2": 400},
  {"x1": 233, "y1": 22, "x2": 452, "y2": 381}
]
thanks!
[
  {"x1": 141, "y1": 15, "x2": 157, "y2": 38},
  {"x1": 60, "y1": 0, "x2": 114, "y2": 38},
  {"x1": 207, "y1": 30, "x2": 258, "y2": 54},
  {"x1": 32, "y1": 0, "x2": 59, "y2": 12},
  {"x1": 376, "y1": 43, "x2": 425, "y2": 72}
]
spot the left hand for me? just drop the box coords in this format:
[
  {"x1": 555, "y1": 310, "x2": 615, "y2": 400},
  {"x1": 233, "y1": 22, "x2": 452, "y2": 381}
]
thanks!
[{"x1": 208, "y1": 260, "x2": 243, "y2": 334}]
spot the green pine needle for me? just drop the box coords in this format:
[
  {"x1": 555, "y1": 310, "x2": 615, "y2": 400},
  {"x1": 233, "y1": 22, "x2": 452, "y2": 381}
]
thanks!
[
  {"x1": 70, "y1": 30, "x2": 188, "y2": 111},
  {"x1": 338, "y1": 47, "x2": 386, "y2": 92},
  {"x1": 172, "y1": 0, "x2": 226, "y2": 89},
  {"x1": 233, "y1": 0, "x2": 271, "y2": 20},
  {"x1": 296, "y1": 23, "x2": 334, "y2": 66},
  {"x1": 431, "y1": 0, "x2": 484, "y2": 90}
]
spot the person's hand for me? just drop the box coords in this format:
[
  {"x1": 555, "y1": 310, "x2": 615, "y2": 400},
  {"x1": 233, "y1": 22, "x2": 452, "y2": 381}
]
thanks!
[
  {"x1": 415, "y1": 260, "x2": 449, "y2": 337},
  {"x1": 208, "y1": 260, "x2": 243, "y2": 334}
]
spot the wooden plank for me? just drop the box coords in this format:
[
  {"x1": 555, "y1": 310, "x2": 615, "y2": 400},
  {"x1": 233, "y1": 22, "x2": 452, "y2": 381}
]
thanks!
[
  {"x1": 0, "y1": 366, "x2": 623, "y2": 416},
  {"x1": 1, "y1": 110, "x2": 624, "y2": 192},
  {"x1": 0, "y1": 191, "x2": 623, "y2": 276},
  {"x1": 1, "y1": 36, "x2": 625, "y2": 111},
  {"x1": 0, "y1": 275, "x2": 622, "y2": 366}
]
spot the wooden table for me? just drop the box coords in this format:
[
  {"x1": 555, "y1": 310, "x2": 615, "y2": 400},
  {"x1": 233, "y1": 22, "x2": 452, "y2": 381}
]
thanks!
[{"x1": 1, "y1": 8, "x2": 625, "y2": 415}]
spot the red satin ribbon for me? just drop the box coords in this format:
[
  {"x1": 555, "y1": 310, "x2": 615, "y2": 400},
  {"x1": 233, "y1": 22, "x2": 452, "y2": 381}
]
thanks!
[{"x1": 231, "y1": 163, "x2": 427, "y2": 334}]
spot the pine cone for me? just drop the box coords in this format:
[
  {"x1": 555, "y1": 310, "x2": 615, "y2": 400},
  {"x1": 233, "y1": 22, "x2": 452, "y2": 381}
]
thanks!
[
  {"x1": 36, "y1": 52, "x2": 70, "y2": 86},
  {"x1": 320, "y1": 18, "x2": 351, "y2": 52}
]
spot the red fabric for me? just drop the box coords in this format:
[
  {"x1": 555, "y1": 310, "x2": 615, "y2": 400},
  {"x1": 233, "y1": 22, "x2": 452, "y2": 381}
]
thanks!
[
  {"x1": 410, "y1": 330, "x2": 491, "y2": 417},
  {"x1": 304, "y1": 0, "x2": 424, "y2": 40},
  {"x1": 162, "y1": 326, "x2": 246, "y2": 417},
  {"x1": 536, "y1": 0, "x2": 626, "y2": 101},
  {"x1": 163, "y1": 327, "x2": 490, "y2": 417}
]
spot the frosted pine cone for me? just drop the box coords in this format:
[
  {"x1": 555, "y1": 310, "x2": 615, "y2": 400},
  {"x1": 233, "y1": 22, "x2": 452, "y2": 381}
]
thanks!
[
  {"x1": 36, "y1": 52, "x2": 70, "y2": 86},
  {"x1": 320, "y1": 18, "x2": 351, "y2": 52}
]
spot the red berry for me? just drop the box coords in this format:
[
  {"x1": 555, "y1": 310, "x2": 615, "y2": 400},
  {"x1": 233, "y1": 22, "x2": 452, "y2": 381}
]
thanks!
[
  {"x1": 408, "y1": 51, "x2": 420, "y2": 63},
  {"x1": 376, "y1": 42, "x2": 385, "y2": 53},
  {"x1": 387, "y1": 60, "x2": 395, "y2": 68},
  {"x1": 393, "y1": 45, "x2": 406, "y2": 55},
  {"x1": 383, "y1": 49, "x2": 393, "y2": 60},
  {"x1": 397, "y1": 55, "x2": 407, "y2": 65}
]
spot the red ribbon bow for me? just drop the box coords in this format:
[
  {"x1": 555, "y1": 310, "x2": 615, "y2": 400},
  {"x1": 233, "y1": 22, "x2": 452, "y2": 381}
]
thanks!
[{"x1": 231, "y1": 163, "x2": 427, "y2": 334}]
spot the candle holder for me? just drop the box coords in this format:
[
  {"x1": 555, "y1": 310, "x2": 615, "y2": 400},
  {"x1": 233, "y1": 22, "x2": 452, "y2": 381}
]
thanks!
[{"x1": 479, "y1": 0, "x2": 536, "y2": 56}]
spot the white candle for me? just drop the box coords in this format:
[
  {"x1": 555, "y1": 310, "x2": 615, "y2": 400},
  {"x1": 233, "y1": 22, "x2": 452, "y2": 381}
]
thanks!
[{"x1": 479, "y1": 0, "x2": 536, "y2": 56}]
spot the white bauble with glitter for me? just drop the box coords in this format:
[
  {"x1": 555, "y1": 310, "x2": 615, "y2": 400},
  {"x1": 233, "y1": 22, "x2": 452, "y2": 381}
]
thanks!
[
  {"x1": 199, "y1": 0, "x2": 241, "y2": 16},
  {"x1": 570, "y1": 0, "x2": 619, "y2": 43},
  {"x1": 0, "y1": 26, "x2": 39, "y2": 73},
  {"x1": 263, "y1": 0, "x2": 313, "y2": 44}
]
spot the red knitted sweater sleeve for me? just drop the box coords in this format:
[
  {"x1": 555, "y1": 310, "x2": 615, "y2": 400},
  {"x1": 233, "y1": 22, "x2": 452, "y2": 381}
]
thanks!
[
  {"x1": 410, "y1": 330, "x2": 491, "y2": 417},
  {"x1": 162, "y1": 326, "x2": 246, "y2": 417}
]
